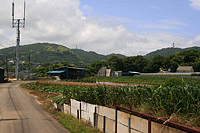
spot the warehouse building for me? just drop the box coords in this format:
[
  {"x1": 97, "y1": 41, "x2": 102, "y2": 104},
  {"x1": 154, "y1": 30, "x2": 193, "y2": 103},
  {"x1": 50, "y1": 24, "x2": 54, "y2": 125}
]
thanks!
[
  {"x1": 0, "y1": 67, "x2": 4, "y2": 83},
  {"x1": 47, "y1": 66, "x2": 86, "y2": 79}
]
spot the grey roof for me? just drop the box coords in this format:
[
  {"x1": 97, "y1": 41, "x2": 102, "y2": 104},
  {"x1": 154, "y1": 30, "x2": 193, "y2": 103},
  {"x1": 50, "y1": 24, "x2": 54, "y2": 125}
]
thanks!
[{"x1": 177, "y1": 66, "x2": 193, "y2": 71}]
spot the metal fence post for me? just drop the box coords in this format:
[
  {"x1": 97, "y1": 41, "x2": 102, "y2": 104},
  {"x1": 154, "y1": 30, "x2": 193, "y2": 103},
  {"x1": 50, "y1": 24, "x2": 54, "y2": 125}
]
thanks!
[
  {"x1": 115, "y1": 107, "x2": 118, "y2": 133},
  {"x1": 148, "y1": 119, "x2": 151, "y2": 133},
  {"x1": 77, "y1": 110, "x2": 79, "y2": 119},
  {"x1": 70, "y1": 99, "x2": 71, "y2": 114},
  {"x1": 94, "y1": 107, "x2": 97, "y2": 127},
  {"x1": 80, "y1": 102, "x2": 82, "y2": 120},
  {"x1": 128, "y1": 117, "x2": 131, "y2": 133},
  {"x1": 103, "y1": 116, "x2": 106, "y2": 132}
]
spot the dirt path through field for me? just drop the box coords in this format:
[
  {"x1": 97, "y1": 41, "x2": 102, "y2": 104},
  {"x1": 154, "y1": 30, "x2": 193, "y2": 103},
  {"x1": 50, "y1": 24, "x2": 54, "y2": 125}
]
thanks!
[{"x1": 37, "y1": 80, "x2": 151, "y2": 87}]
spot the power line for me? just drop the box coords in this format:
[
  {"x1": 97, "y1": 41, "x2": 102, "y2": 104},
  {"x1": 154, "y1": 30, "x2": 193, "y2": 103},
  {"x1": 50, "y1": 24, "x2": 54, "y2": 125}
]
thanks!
[{"x1": 0, "y1": 44, "x2": 5, "y2": 48}]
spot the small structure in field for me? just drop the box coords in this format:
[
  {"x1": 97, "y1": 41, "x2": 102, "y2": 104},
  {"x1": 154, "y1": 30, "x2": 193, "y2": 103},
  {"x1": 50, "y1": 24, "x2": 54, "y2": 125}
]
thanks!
[
  {"x1": 113, "y1": 71, "x2": 122, "y2": 77},
  {"x1": 106, "y1": 69, "x2": 113, "y2": 77},
  {"x1": 98, "y1": 67, "x2": 114, "y2": 77},
  {"x1": 98, "y1": 67, "x2": 124, "y2": 77},
  {"x1": 47, "y1": 66, "x2": 85, "y2": 79},
  {"x1": 98, "y1": 67, "x2": 107, "y2": 77},
  {"x1": 176, "y1": 66, "x2": 194, "y2": 73},
  {"x1": 0, "y1": 67, "x2": 4, "y2": 83}
]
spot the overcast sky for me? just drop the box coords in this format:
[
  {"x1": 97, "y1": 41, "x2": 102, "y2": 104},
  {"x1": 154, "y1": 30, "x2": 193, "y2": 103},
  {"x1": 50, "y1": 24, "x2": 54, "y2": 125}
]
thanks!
[{"x1": 0, "y1": 0, "x2": 200, "y2": 56}]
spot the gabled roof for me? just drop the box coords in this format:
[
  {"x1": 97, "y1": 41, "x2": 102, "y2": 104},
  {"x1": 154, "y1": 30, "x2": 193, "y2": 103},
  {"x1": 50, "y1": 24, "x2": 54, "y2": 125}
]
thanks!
[
  {"x1": 177, "y1": 66, "x2": 193, "y2": 71},
  {"x1": 177, "y1": 66, "x2": 194, "y2": 73},
  {"x1": 0, "y1": 67, "x2": 4, "y2": 70}
]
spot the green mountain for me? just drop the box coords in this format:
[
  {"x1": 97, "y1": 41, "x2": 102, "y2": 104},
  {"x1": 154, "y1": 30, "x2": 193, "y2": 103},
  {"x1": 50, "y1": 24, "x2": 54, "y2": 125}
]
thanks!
[
  {"x1": 0, "y1": 43, "x2": 125, "y2": 67},
  {"x1": 145, "y1": 46, "x2": 200, "y2": 60}
]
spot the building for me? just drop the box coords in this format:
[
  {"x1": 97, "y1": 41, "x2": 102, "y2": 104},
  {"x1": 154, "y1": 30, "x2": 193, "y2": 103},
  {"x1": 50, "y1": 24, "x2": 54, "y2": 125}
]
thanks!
[
  {"x1": 176, "y1": 66, "x2": 194, "y2": 73},
  {"x1": 98, "y1": 67, "x2": 114, "y2": 77},
  {"x1": 98, "y1": 67, "x2": 124, "y2": 77},
  {"x1": 98, "y1": 67, "x2": 107, "y2": 77},
  {"x1": 113, "y1": 71, "x2": 122, "y2": 77},
  {"x1": 47, "y1": 66, "x2": 86, "y2": 79},
  {"x1": 0, "y1": 67, "x2": 4, "y2": 83}
]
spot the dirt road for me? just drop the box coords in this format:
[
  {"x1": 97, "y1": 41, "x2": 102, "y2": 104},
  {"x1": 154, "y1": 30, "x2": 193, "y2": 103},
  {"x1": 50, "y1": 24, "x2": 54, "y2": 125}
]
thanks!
[{"x1": 0, "y1": 81, "x2": 70, "y2": 133}]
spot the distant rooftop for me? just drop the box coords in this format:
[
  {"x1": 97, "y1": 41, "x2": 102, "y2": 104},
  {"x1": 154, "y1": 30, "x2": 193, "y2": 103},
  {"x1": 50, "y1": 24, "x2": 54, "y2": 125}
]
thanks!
[{"x1": 55, "y1": 66, "x2": 86, "y2": 70}]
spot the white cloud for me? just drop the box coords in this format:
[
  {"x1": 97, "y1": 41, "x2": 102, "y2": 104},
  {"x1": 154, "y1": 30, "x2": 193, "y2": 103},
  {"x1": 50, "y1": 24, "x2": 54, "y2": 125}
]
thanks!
[
  {"x1": 150, "y1": 5, "x2": 162, "y2": 10},
  {"x1": 190, "y1": 0, "x2": 200, "y2": 10},
  {"x1": 0, "y1": 0, "x2": 199, "y2": 56}
]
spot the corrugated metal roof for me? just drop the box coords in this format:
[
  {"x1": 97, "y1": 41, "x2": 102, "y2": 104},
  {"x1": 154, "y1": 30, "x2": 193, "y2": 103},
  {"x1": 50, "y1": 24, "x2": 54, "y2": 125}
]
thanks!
[
  {"x1": 47, "y1": 70, "x2": 65, "y2": 74},
  {"x1": 128, "y1": 71, "x2": 140, "y2": 74},
  {"x1": 54, "y1": 66, "x2": 86, "y2": 70}
]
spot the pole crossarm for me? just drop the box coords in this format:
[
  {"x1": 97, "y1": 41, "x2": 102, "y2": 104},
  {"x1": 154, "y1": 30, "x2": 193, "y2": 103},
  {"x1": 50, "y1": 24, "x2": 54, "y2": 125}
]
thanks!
[{"x1": 12, "y1": 19, "x2": 25, "y2": 28}]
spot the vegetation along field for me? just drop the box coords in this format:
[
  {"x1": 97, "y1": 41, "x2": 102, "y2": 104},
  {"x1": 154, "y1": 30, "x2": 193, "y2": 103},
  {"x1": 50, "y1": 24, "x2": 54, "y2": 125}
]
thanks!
[
  {"x1": 67, "y1": 76, "x2": 200, "y2": 86},
  {"x1": 26, "y1": 78, "x2": 200, "y2": 129}
]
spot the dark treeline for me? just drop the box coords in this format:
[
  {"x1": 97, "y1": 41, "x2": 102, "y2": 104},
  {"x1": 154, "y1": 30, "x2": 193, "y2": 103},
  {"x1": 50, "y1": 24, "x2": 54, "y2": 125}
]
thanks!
[
  {"x1": 6, "y1": 49, "x2": 200, "y2": 77},
  {"x1": 87, "y1": 49, "x2": 200, "y2": 76}
]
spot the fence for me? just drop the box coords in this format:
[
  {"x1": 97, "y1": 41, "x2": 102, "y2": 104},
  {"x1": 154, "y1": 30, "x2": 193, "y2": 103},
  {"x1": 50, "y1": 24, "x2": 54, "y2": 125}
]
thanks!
[{"x1": 54, "y1": 99, "x2": 200, "y2": 133}]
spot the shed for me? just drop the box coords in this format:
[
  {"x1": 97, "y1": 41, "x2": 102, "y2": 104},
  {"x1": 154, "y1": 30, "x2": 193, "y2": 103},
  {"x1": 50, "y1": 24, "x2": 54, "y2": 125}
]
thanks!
[
  {"x1": 113, "y1": 71, "x2": 122, "y2": 77},
  {"x1": 47, "y1": 66, "x2": 85, "y2": 79},
  {"x1": 98, "y1": 67, "x2": 107, "y2": 77},
  {"x1": 176, "y1": 66, "x2": 194, "y2": 73},
  {"x1": 0, "y1": 67, "x2": 4, "y2": 83}
]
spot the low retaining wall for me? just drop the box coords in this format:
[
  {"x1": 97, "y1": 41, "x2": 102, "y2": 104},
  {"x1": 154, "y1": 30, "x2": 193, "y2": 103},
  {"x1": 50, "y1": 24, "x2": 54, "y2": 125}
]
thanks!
[{"x1": 55, "y1": 99, "x2": 199, "y2": 133}]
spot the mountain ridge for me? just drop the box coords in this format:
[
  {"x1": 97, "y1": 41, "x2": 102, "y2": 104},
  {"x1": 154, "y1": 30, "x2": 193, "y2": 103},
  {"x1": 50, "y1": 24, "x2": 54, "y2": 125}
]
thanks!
[
  {"x1": 0, "y1": 43, "x2": 126, "y2": 67},
  {"x1": 1, "y1": 43, "x2": 200, "y2": 67},
  {"x1": 145, "y1": 46, "x2": 200, "y2": 60}
]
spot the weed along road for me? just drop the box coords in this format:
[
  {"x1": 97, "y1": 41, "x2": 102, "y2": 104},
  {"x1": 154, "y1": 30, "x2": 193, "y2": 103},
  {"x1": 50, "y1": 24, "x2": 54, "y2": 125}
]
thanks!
[{"x1": 0, "y1": 81, "x2": 70, "y2": 133}]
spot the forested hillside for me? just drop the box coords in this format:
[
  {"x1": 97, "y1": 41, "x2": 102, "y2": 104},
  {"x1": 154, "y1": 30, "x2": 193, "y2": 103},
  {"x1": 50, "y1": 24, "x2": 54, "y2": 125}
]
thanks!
[
  {"x1": 145, "y1": 46, "x2": 200, "y2": 60},
  {"x1": 0, "y1": 43, "x2": 125, "y2": 67}
]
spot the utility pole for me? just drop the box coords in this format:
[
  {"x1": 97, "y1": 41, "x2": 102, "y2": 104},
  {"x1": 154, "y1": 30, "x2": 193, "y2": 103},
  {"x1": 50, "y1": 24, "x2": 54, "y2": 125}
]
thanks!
[
  {"x1": 12, "y1": 0, "x2": 26, "y2": 80},
  {"x1": 5, "y1": 56, "x2": 9, "y2": 79},
  {"x1": 28, "y1": 53, "x2": 30, "y2": 80}
]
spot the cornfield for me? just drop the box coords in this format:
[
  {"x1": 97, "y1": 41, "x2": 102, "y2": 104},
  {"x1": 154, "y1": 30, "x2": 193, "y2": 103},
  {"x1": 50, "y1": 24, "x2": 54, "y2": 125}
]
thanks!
[{"x1": 31, "y1": 78, "x2": 200, "y2": 119}]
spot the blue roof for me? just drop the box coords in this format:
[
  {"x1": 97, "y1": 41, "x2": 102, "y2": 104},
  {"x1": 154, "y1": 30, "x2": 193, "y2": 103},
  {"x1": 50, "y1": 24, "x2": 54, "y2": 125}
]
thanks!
[
  {"x1": 47, "y1": 70, "x2": 65, "y2": 74},
  {"x1": 128, "y1": 71, "x2": 140, "y2": 74}
]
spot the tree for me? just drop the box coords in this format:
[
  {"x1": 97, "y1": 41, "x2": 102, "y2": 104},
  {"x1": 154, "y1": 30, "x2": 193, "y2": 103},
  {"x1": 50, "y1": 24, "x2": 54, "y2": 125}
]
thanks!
[
  {"x1": 123, "y1": 56, "x2": 148, "y2": 72},
  {"x1": 106, "y1": 56, "x2": 124, "y2": 71},
  {"x1": 147, "y1": 55, "x2": 165, "y2": 73},
  {"x1": 178, "y1": 50, "x2": 200, "y2": 63},
  {"x1": 87, "y1": 61, "x2": 106, "y2": 76}
]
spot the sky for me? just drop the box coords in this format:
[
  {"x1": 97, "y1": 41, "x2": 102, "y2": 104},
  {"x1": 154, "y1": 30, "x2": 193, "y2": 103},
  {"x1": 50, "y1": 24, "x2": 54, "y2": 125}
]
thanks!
[{"x1": 0, "y1": 0, "x2": 200, "y2": 56}]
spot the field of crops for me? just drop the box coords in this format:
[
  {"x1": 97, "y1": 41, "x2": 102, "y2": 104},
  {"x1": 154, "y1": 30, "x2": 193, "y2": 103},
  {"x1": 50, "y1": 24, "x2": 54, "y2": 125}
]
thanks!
[
  {"x1": 29, "y1": 78, "x2": 200, "y2": 127},
  {"x1": 81, "y1": 76, "x2": 200, "y2": 85}
]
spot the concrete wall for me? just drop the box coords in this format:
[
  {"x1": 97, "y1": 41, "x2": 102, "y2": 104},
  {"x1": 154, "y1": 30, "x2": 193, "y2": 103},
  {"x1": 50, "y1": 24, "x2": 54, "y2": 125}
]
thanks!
[
  {"x1": 70, "y1": 99, "x2": 81, "y2": 118},
  {"x1": 97, "y1": 105, "x2": 115, "y2": 132},
  {"x1": 58, "y1": 99, "x2": 188, "y2": 133},
  {"x1": 81, "y1": 101, "x2": 96, "y2": 126}
]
